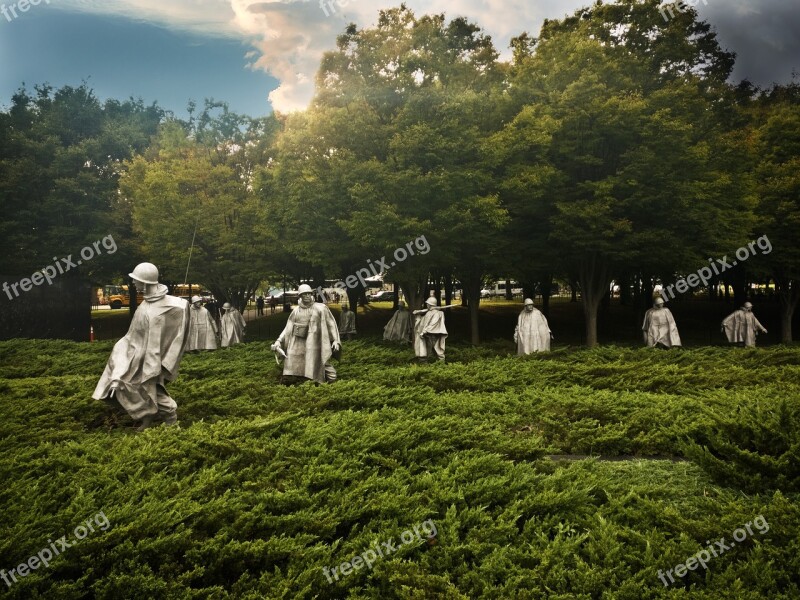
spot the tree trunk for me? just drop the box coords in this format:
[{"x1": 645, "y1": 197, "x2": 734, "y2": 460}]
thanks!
[
  {"x1": 578, "y1": 254, "x2": 611, "y2": 348},
  {"x1": 464, "y1": 275, "x2": 482, "y2": 345},
  {"x1": 569, "y1": 277, "x2": 578, "y2": 302},
  {"x1": 540, "y1": 273, "x2": 553, "y2": 316},
  {"x1": 775, "y1": 275, "x2": 798, "y2": 344},
  {"x1": 619, "y1": 274, "x2": 630, "y2": 306},
  {"x1": 444, "y1": 275, "x2": 453, "y2": 306},
  {"x1": 400, "y1": 279, "x2": 424, "y2": 312},
  {"x1": 346, "y1": 287, "x2": 361, "y2": 312},
  {"x1": 731, "y1": 266, "x2": 747, "y2": 308},
  {"x1": 504, "y1": 276, "x2": 513, "y2": 301}
]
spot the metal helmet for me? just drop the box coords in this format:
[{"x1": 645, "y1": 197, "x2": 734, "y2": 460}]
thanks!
[
  {"x1": 128, "y1": 262, "x2": 159, "y2": 284},
  {"x1": 425, "y1": 297, "x2": 438, "y2": 306},
  {"x1": 191, "y1": 295, "x2": 202, "y2": 305},
  {"x1": 743, "y1": 301, "x2": 753, "y2": 309},
  {"x1": 298, "y1": 284, "x2": 314, "y2": 295},
  {"x1": 222, "y1": 302, "x2": 231, "y2": 310},
  {"x1": 524, "y1": 298, "x2": 534, "y2": 306},
  {"x1": 654, "y1": 297, "x2": 665, "y2": 306}
]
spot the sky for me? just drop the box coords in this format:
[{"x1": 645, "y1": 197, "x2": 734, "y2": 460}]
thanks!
[{"x1": 0, "y1": 0, "x2": 798, "y2": 118}]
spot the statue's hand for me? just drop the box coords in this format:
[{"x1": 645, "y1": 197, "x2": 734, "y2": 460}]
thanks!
[
  {"x1": 332, "y1": 341, "x2": 341, "y2": 352},
  {"x1": 270, "y1": 341, "x2": 281, "y2": 352}
]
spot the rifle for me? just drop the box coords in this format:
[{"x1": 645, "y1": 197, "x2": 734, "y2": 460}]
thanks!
[{"x1": 412, "y1": 305, "x2": 458, "y2": 315}]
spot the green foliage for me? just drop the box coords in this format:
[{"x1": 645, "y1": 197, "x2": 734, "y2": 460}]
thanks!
[
  {"x1": 0, "y1": 83, "x2": 163, "y2": 281},
  {"x1": 1, "y1": 340, "x2": 799, "y2": 597}
]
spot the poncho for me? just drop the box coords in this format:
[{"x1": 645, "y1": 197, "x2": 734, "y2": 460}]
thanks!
[
  {"x1": 220, "y1": 308, "x2": 246, "y2": 347},
  {"x1": 515, "y1": 308, "x2": 551, "y2": 354},
  {"x1": 92, "y1": 284, "x2": 189, "y2": 420},
  {"x1": 276, "y1": 301, "x2": 340, "y2": 383},
  {"x1": 642, "y1": 307, "x2": 682, "y2": 348},
  {"x1": 187, "y1": 305, "x2": 218, "y2": 350},
  {"x1": 722, "y1": 309, "x2": 766, "y2": 347},
  {"x1": 339, "y1": 310, "x2": 356, "y2": 335},
  {"x1": 414, "y1": 309, "x2": 447, "y2": 358},
  {"x1": 383, "y1": 308, "x2": 411, "y2": 343}
]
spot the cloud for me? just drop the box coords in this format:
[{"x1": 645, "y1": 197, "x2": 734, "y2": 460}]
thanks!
[
  {"x1": 54, "y1": 0, "x2": 800, "y2": 112},
  {"x1": 230, "y1": 0, "x2": 347, "y2": 112},
  {"x1": 59, "y1": 0, "x2": 241, "y2": 37}
]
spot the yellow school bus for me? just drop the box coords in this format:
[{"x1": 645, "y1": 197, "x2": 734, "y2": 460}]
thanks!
[
  {"x1": 172, "y1": 284, "x2": 209, "y2": 301},
  {"x1": 100, "y1": 285, "x2": 144, "y2": 309}
]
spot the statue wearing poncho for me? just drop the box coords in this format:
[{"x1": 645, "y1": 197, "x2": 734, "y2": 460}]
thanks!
[
  {"x1": 642, "y1": 297, "x2": 682, "y2": 348},
  {"x1": 384, "y1": 301, "x2": 412, "y2": 343},
  {"x1": 722, "y1": 302, "x2": 767, "y2": 347},
  {"x1": 413, "y1": 297, "x2": 448, "y2": 362},
  {"x1": 339, "y1": 305, "x2": 357, "y2": 340},
  {"x1": 187, "y1": 296, "x2": 218, "y2": 351},
  {"x1": 514, "y1": 298, "x2": 552, "y2": 354},
  {"x1": 92, "y1": 263, "x2": 189, "y2": 429},
  {"x1": 272, "y1": 285, "x2": 341, "y2": 383},
  {"x1": 220, "y1": 303, "x2": 246, "y2": 347}
]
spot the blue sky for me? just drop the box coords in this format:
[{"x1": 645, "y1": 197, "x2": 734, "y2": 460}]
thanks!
[
  {"x1": 1, "y1": 0, "x2": 798, "y2": 118},
  {"x1": 0, "y1": 8, "x2": 278, "y2": 117}
]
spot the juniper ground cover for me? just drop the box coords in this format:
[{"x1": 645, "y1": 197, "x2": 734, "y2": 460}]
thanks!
[{"x1": 1, "y1": 326, "x2": 798, "y2": 598}]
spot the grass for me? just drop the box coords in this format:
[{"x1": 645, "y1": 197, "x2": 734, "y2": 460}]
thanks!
[{"x1": 0, "y1": 337, "x2": 798, "y2": 598}]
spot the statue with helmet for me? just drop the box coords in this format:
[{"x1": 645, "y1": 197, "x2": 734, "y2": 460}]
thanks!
[
  {"x1": 642, "y1": 296, "x2": 682, "y2": 348},
  {"x1": 514, "y1": 298, "x2": 552, "y2": 354},
  {"x1": 220, "y1": 302, "x2": 246, "y2": 347},
  {"x1": 187, "y1": 295, "x2": 218, "y2": 351},
  {"x1": 92, "y1": 262, "x2": 190, "y2": 431},
  {"x1": 271, "y1": 284, "x2": 342, "y2": 384},
  {"x1": 412, "y1": 297, "x2": 450, "y2": 362},
  {"x1": 721, "y1": 301, "x2": 767, "y2": 347},
  {"x1": 338, "y1": 304, "x2": 357, "y2": 340}
]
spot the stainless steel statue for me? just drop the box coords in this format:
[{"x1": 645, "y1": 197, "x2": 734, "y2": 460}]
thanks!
[
  {"x1": 92, "y1": 262, "x2": 190, "y2": 431},
  {"x1": 722, "y1": 302, "x2": 767, "y2": 347},
  {"x1": 413, "y1": 297, "x2": 449, "y2": 362},
  {"x1": 514, "y1": 298, "x2": 552, "y2": 354},
  {"x1": 187, "y1": 295, "x2": 218, "y2": 351},
  {"x1": 271, "y1": 284, "x2": 341, "y2": 383},
  {"x1": 339, "y1": 304, "x2": 357, "y2": 340},
  {"x1": 642, "y1": 297, "x2": 682, "y2": 348},
  {"x1": 220, "y1": 302, "x2": 246, "y2": 347},
  {"x1": 384, "y1": 300, "x2": 412, "y2": 343}
]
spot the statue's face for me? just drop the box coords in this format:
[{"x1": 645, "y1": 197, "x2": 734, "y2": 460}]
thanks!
[
  {"x1": 654, "y1": 302, "x2": 664, "y2": 309},
  {"x1": 300, "y1": 292, "x2": 314, "y2": 304},
  {"x1": 193, "y1": 302, "x2": 202, "y2": 309},
  {"x1": 132, "y1": 279, "x2": 146, "y2": 292},
  {"x1": 525, "y1": 304, "x2": 534, "y2": 312}
]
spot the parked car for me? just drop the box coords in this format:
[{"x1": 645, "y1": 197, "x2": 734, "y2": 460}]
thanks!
[
  {"x1": 271, "y1": 290, "x2": 301, "y2": 305},
  {"x1": 480, "y1": 288, "x2": 493, "y2": 298},
  {"x1": 369, "y1": 290, "x2": 395, "y2": 302}
]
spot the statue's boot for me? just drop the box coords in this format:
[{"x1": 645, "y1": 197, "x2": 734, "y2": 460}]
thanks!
[
  {"x1": 164, "y1": 412, "x2": 178, "y2": 427},
  {"x1": 136, "y1": 415, "x2": 155, "y2": 432}
]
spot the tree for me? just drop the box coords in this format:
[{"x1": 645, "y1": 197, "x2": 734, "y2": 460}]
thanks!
[
  {"x1": 494, "y1": 0, "x2": 752, "y2": 346},
  {"x1": 751, "y1": 84, "x2": 800, "y2": 342},
  {"x1": 121, "y1": 104, "x2": 280, "y2": 311},
  {"x1": 286, "y1": 7, "x2": 508, "y2": 343},
  {"x1": 0, "y1": 83, "x2": 163, "y2": 282}
]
